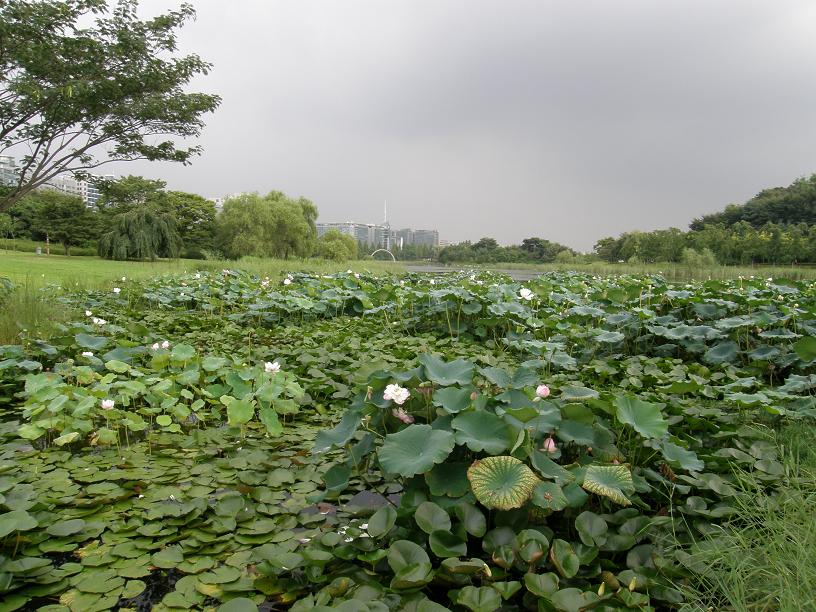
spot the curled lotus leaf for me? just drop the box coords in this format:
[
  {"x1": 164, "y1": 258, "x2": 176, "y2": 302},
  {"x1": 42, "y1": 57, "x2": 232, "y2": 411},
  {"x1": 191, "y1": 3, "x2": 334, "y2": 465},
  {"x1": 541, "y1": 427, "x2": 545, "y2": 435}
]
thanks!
[
  {"x1": 581, "y1": 464, "x2": 635, "y2": 506},
  {"x1": 467, "y1": 456, "x2": 540, "y2": 511}
]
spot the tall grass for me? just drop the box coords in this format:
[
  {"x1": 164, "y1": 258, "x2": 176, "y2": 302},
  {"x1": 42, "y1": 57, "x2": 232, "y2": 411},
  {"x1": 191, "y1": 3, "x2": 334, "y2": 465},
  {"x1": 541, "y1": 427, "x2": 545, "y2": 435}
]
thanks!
[
  {"x1": 680, "y1": 424, "x2": 816, "y2": 611},
  {"x1": 418, "y1": 261, "x2": 816, "y2": 281},
  {"x1": 0, "y1": 281, "x2": 68, "y2": 344}
]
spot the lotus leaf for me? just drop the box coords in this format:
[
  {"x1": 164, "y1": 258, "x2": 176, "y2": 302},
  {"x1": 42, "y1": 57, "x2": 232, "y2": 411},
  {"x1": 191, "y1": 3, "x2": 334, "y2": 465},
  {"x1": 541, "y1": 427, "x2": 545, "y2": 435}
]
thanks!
[
  {"x1": 467, "y1": 456, "x2": 539, "y2": 510},
  {"x1": 582, "y1": 464, "x2": 635, "y2": 506},
  {"x1": 378, "y1": 425, "x2": 455, "y2": 477},
  {"x1": 615, "y1": 396, "x2": 668, "y2": 439}
]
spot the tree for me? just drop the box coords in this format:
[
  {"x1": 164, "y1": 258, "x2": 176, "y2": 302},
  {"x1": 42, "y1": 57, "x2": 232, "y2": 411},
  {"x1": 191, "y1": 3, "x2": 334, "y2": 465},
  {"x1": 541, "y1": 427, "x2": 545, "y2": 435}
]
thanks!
[
  {"x1": 165, "y1": 191, "x2": 217, "y2": 257},
  {"x1": 98, "y1": 206, "x2": 180, "y2": 260},
  {"x1": 215, "y1": 192, "x2": 319, "y2": 260},
  {"x1": 0, "y1": 212, "x2": 13, "y2": 239},
  {"x1": 29, "y1": 189, "x2": 99, "y2": 254},
  {"x1": 95, "y1": 175, "x2": 168, "y2": 214},
  {"x1": 316, "y1": 229, "x2": 358, "y2": 261},
  {"x1": 0, "y1": 0, "x2": 221, "y2": 211},
  {"x1": 93, "y1": 175, "x2": 216, "y2": 257}
]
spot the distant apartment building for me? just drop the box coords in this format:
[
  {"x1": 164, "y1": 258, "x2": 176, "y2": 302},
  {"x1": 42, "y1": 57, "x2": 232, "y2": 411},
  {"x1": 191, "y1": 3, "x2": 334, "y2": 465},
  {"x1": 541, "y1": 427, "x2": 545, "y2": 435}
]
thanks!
[
  {"x1": 0, "y1": 155, "x2": 111, "y2": 207},
  {"x1": 317, "y1": 222, "x2": 389, "y2": 248},
  {"x1": 0, "y1": 155, "x2": 18, "y2": 187},
  {"x1": 44, "y1": 173, "x2": 114, "y2": 207},
  {"x1": 393, "y1": 228, "x2": 439, "y2": 248}
]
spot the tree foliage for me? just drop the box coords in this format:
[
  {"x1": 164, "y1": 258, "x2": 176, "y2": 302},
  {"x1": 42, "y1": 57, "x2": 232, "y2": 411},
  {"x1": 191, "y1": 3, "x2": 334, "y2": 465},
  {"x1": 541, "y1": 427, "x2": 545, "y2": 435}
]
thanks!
[
  {"x1": 316, "y1": 229, "x2": 358, "y2": 261},
  {"x1": 95, "y1": 175, "x2": 216, "y2": 256},
  {"x1": 0, "y1": 0, "x2": 221, "y2": 211},
  {"x1": 439, "y1": 237, "x2": 575, "y2": 264},
  {"x1": 215, "y1": 192, "x2": 318, "y2": 260},
  {"x1": 29, "y1": 189, "x2": 99, "y2": 254},
  {"x1": 98, "y1": 206, "x2": 180, "y2": 260},
  {"x1": 690, "y1": 174, "x2": 816, "y2": 230}
]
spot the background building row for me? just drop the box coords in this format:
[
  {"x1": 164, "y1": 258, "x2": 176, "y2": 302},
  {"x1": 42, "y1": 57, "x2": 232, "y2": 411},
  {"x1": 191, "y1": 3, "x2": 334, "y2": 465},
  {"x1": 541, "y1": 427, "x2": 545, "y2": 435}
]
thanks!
[
  {"x1": 0, "y1": 155, "x2": 112, "y2": 207},
  {"x1": 316, "y1": 221, "x2": 439, "y2": 250}
]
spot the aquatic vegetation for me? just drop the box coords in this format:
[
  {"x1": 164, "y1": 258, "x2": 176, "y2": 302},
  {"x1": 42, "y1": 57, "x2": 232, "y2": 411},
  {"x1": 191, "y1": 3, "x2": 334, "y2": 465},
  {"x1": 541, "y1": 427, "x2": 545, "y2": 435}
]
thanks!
[{"x1": 0, "y1": 269, "x2": 813, "y2": 610}]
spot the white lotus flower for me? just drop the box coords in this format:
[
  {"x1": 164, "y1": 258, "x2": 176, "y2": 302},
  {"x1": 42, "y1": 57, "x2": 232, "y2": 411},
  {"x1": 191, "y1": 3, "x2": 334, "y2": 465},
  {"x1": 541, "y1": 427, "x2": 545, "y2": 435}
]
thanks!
[
  {"x1": 519, "y1": 287, "x2": 535, "y2": 301},
  {"x1": 283, "y1": 278, "x2": 292, "y2": 286},
  {"x1": 113, "y1": 287, "x2": 121, "y2": 294},
  {"x1": 265, "y1": 361, "x2": 281, "y2": 373},
  {"x1": 81, "y1": 351, "x2": 93, "y2": 357},
  {"x1": 429, "y1": 279, "x2": 435, "y2": 285},
  {"x1": 121, "y1": 277, "x2": 126, "y2": 282},
  {"x1": 383, "y1": 383, "x2": 410, "y2": 405},
  {"x1": 101, "y1": 399, "x2": 115, "y2": 410},
  {"x1": 161, "y1": 340, "x2": 170, "y2": 349},
  {"x1": 91, "y1": 317, "x2": 107, "y2": 325},
  {"x1": 151, "y1": 342, "x2": 160, "y2": 350},
  {"x1": 85, "y1": 310, "x2": 93, "y2": 317},
  {"x1": 195, "y1": 273, "x2": 201, "y2": 279}
]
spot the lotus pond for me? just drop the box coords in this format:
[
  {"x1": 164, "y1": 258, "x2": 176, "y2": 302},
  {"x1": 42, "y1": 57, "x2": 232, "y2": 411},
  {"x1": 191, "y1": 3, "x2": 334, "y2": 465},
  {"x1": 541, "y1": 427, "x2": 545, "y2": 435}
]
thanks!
[{"x1": 0, "y1": 270, "x2": 814, "y2": 611}]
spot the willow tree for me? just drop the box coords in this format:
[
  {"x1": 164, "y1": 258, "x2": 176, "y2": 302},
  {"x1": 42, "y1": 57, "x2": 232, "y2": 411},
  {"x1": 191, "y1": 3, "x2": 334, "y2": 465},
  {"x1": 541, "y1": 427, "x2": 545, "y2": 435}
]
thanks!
[
  {"x1": 216, "y1": 192, "x2": 318, "y2": 259},
  {"x1": 98, "y1": 207, "x2": 180, "y2": 260}
]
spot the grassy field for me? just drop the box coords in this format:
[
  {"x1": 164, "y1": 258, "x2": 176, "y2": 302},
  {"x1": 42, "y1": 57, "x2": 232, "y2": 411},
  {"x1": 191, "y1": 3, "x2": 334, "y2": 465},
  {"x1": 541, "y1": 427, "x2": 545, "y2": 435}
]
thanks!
[{"x1": 0, "y1": 249, "x2": 405, "y2": 288}]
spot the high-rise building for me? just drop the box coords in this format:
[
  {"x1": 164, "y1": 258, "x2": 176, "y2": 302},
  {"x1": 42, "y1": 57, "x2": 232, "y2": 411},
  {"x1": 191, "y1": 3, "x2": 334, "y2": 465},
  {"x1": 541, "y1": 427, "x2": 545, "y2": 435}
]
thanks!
[
  {"x1": 316, "y1": 222, "x2": 439, "y2": 250},
  {"x1": 411, "y1": 229, "x2": 439, "y2": 247},
  {"x1": 316, "y1": 222, "x2": 391, "y2": 248},
  {"x1": 0, "y1": 155, "x2": 18, "y2": 187}
]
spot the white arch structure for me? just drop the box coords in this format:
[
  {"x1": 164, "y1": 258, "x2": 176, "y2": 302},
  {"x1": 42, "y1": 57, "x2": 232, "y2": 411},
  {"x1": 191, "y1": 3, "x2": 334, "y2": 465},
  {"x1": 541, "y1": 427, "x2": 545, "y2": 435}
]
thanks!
[{"x1": 370, "y1": 248, "x2": 396, "y2": 261}]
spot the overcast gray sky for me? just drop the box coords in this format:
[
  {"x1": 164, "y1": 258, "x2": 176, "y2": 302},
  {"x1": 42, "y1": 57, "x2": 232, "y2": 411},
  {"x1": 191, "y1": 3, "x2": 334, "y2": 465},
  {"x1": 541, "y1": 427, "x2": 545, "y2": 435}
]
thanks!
[{"x1": 120, "y1": 0, "x2": 816, "y2": 251}]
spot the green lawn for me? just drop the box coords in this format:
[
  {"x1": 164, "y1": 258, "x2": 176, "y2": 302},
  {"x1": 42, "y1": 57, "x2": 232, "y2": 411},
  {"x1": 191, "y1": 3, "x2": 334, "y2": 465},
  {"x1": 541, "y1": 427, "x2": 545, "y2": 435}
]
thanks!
[{"x1": 0, "y1": 249, "x2": 404, "y2": 288}]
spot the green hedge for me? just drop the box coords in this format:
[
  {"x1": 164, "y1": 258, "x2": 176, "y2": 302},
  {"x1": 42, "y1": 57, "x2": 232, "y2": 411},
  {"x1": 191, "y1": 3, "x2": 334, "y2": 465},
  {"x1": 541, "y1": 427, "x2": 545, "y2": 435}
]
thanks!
[{"x1": 0, "y1": 239, "x2": 97, "y2": 257}]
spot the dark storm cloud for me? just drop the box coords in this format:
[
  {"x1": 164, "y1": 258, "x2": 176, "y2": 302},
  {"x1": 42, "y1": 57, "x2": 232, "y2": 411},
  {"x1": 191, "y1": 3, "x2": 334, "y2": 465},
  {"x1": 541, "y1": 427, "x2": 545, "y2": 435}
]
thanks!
[{"x1": 122, "y1": 0, "x2": 816, "y2": 250}]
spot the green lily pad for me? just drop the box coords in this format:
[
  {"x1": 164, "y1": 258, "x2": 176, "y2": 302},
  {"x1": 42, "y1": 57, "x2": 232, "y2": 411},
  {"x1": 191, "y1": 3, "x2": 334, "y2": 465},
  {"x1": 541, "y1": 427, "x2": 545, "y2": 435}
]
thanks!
[
  {"x1": 467, "y1": 456, "x2": 539, "y2": 510},
  {"x1": 452, "y1": 411, "x2": 512, "y2": 454},
  {"x1": 0, "y1": 510, "x2": 37, "y2": 537},
  {"x1": 582, "y1": 464, "x2": 635, "y2": 506},
  {"x1": 378, "y1": 425, "x2": 455, "y2": 477},
  {"x1": 615, "y1": 396, "x2": 668, "y2": 439},
  {"x1": 456, "y1": 585, "x2": 501, "y2": 612},
  {"x1": 419, "y1": 354, "x2": 474, "y2": 386}
]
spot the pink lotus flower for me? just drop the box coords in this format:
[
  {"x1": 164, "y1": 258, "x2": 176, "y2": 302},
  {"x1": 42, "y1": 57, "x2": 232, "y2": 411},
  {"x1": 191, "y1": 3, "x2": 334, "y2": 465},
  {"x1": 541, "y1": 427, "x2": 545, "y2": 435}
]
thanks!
[
  {"x1": 535, "y1": 384, "x2": 551, "y2": 399},
  {"x1": 101, "y1": 399, "x2": 115, "y2": 410},
  {"x1": 543, "y1": 436, "x2": 557, "y2": 453},
  {"x1": 392, "y1": 408, "x2": 414, "y2": 424}
]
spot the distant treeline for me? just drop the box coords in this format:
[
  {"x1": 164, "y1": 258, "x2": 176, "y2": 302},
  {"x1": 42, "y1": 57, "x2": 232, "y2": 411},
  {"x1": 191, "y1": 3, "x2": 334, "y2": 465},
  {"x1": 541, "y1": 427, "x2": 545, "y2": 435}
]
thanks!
[
  {"x1": 437, "y1": 237, "x2": 580, "y2": 264},
  {"x1": 594, "y1": 174, "x2": 816, "y2": 265},
  {"x1": 0, "y1": 177, "x2": 358, "y2": 261}
]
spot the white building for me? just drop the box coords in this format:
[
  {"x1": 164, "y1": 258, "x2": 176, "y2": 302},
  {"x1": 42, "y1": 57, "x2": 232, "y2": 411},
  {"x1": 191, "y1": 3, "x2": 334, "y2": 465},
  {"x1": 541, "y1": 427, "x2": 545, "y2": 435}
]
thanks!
[{"x1": 0, "y1": 155, "x2": 18, "y2": 187}]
